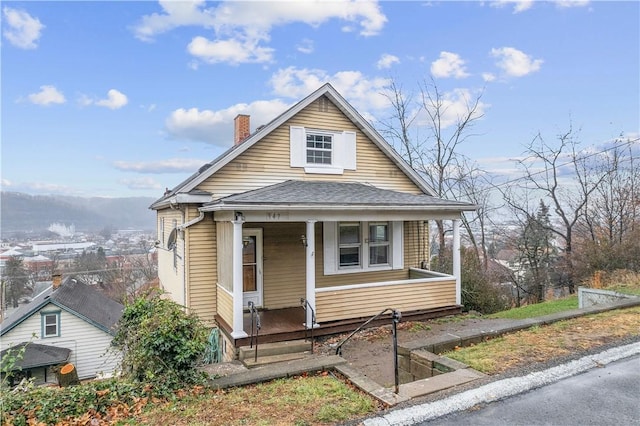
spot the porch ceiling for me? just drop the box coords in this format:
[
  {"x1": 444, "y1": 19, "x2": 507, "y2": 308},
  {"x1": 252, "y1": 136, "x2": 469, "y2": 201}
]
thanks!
[{"x1": 200, "y1": 180, "x2": 476, "y2": 220}]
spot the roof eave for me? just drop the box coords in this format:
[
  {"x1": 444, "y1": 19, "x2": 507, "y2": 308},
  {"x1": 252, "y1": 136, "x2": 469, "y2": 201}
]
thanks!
[{"x1": 200, "y1": 202, "x2": 477, "y2": 213}]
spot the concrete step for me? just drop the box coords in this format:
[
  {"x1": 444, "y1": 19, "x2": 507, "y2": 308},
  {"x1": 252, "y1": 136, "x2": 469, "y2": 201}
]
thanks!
[
  {"x1": 238, "y1": 339, "x2": 312, "y2": 361},
  {"x1": 397, "y1": 368, "x2": 486, "y2": 399},
  {"x1": 242, "y1": 351, "x2": 312, "y2": 369}
]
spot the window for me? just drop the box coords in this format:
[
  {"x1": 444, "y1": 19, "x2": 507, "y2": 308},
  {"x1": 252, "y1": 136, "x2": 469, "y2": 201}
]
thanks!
[
  {"x1": 290, "y1": 126, "x2": 356, "y2": 174},
  {"x1": 368, "y1": 222, "x2": 389, "y2": 266},
  {"x1": 339, "y1": 223, "x2": 361, "y2": 267},
  {"x1": 324, "y1": 221, "x2": 403, "y2": 275},
  {"x1": 306, "y1": 133, "x2": 332, "y2": 165},
  {"x1": 41, "y1": 311, "x2": 60, "y2": 338}
]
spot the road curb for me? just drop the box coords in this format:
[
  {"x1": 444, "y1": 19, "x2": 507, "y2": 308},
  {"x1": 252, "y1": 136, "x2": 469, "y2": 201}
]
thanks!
[{"x1": 363, "y1": 341, "x2": 640, "y2": 426}]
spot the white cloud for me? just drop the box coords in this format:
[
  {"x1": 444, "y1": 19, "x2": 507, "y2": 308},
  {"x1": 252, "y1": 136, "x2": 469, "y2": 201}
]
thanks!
[
  {"x1": 376, "y1": 53, "x2": 400, "y2": 70},
  {"x1": 113, "y1": 158, "x2": 206, "y2": 173},
  {"x1": 119, "y1": 177, "x2": 163, "y2": 190},
  {"x1": 269, "y1": 66, "x2": 390, "y2": 112},
  {"x1": 81, "y1": 89, "x2": 129, "y2": 109},
  {"x1": 27, "y1": 85, "x2": 66, "y2": 106},
  {"x1": 1, "y1": 179, "x2": 12, "y2": 188},
  {"x1": 482, "y1": 72, "x2": 496, "y2": 82},
  {"x1": 554, "y1": 0, "x2": 590, "y2": 9},
  {"x1": 418, "y1": 88, "x2": 488, "y2": 129},
  {"x1": 134, "y1": 1, "x2": 386, "y2": 65},
  {"x1": 187, "y1": 35, "x2": 274, "y2": 65},
  {"x1": 165, "y1": 99, "x2": 291, "y2": 145},
  {"x1": 490, "y1": 1, "x2": 534, "y2": 13},
  {"x1": 96, "y1": 89, "x2": 129, "y2": 109},
  {"x1": 296, "y1": 38, "x2": 314, "y2": 54},
  {"x1": 2, "y1": 7, "x2": 44, "y2": 49},
  {"x1": 491, "y1": 47, "x2": 543, "y2": 77},
  {"x1": 430, "y1": 51, "x2": 470, "y2": 79}
]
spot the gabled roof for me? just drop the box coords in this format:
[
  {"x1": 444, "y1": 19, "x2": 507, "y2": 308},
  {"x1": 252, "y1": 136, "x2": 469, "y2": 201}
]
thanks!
[
  {"x1": 1, "y1": 277, "x2": 124, "y2": 337},
  {"x1": 201, "y1": 180, "x2": 476, "y2": 212},
  {"x1": 1, "y1": 342, "x2": 71, "y2": 370},
  {"x1": 150, "y1": 83, "x2": 437, "y2": 210}
]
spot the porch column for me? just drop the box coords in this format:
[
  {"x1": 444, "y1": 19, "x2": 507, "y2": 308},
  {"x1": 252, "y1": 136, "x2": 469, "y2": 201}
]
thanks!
[
  {"x1": 305, "y1": 220, "x2": 317, "y2": 328},
  {"x1": 453, "y1": 219, "x2": 461, "y2": 305},
  {"x1": 231, "y1": 217, "x2": 248, "y2": 338}
]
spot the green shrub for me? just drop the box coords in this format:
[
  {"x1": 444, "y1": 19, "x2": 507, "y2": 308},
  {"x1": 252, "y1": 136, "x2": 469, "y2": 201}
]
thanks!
[{"x1": 111, "y1": 291, "x2": 209, "y2": 391}]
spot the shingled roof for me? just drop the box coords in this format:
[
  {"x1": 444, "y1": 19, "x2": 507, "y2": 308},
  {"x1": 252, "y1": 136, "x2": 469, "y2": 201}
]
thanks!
[
  {"x1": 202, "y1": 180, "x2": 476, "y2": 211},
  {"x1": 1, "y1": 277, "x2": 123, "y2": 337},
  {"x1": 1, "y1": 342, "x2": 70, "y2": 370}
]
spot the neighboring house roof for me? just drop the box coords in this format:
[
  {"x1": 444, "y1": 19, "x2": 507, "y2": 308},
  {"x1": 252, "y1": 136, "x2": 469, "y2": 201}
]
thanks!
[
  {"x1": 201, "y1": 180, "x2": 476, "y2": 212},
  {"x1": 150, "y1": 83, "x2": 438, "y2": 210},
  {"x1": 1, "y1": 342, "x2": 70, "y2": 370},
  {"x1": 0, "y1": 277, "x2": 124, "y2": 337}
]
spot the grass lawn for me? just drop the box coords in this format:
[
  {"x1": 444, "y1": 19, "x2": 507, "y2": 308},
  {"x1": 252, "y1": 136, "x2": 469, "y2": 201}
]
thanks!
[{"x1": 488, "y1": 295, "x2": 578, "y2": 319}]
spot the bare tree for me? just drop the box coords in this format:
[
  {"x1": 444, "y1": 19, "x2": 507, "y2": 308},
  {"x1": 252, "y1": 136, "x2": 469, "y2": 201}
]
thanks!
[
  {"x1": 501, "y1": 125, "x2": 612, "y2": 293},
  {"x1": 381, "y1": 77, "x2": 486, "y2": 269}
]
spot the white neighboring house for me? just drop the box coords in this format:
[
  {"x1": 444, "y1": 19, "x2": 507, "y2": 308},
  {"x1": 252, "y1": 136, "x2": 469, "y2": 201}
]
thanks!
[{"x1": 0, "y1": 276, "x2": 123, "y2": 385}]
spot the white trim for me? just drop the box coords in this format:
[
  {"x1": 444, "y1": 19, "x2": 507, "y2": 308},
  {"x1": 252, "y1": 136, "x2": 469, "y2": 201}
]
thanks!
[
  {"x1": 305, "y1": 220, "x2": 317, "y2": 328},
  {"x1": 323, "y1": 221, "x2": 404, "y2": 275},
  {"x1": 453, "y1": 219, "x2": 461, "y2": 305},
  {"x1": 242, "y1": 228, "x2": 263, "y2": 308},
  {"x1": 231, "y1": 219, "x2": 248, "y2": 339},
  {"x1": 217, "y1": 283, "x2": 233, "y2": 297},
  {"x1": 316, "y1": 274, "x2": 456, "y2": 293}
]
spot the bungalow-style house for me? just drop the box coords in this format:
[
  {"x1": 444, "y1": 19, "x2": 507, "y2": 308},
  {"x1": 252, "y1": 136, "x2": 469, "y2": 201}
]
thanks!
[
  {"x1": 0, "y1": 276, "x2": 123, "y2": 385},
  {"x1": 150, "y1": 83, "x2": 476, "y2": 360}
]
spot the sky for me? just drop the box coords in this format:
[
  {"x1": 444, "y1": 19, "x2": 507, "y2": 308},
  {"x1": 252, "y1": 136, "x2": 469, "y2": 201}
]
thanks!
[{"x1": 1, "y1": 0, "x2": 638, "y2": 199}]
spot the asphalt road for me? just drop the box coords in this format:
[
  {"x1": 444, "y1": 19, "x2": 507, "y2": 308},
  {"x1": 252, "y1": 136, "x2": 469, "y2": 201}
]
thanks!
[
  {"x1": 364, "y1": 342, "x2": 640, "y2": 426},
  {"x1": 421, "y1": 355, "x2": 640, "y2": 426}
]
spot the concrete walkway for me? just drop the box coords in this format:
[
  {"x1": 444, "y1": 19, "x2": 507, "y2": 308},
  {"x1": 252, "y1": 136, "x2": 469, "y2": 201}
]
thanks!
[{"x1": 205, "y1": 298, "x2": 640, "y2": 408}]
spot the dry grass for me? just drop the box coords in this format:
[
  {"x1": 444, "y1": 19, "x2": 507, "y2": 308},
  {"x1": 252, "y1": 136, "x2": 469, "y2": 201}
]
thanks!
[
  {"x1": 443, "y1": 306, "x2": 640, "y2": 374},
  {"x1": 136, "y1": 372, "x2": 380, "y2": 425}
]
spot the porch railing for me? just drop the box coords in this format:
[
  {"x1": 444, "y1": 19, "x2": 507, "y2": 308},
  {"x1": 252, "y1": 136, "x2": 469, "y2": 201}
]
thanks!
[
  {"x1": 300, "y1": 298, "x2": 316, "y2": 354},
  {"x1": 247, "y1": 301, "x2": 261, "y2": 363},
  {"x1": 335, "y1": 308, "x2": 402, "y2": 393}
]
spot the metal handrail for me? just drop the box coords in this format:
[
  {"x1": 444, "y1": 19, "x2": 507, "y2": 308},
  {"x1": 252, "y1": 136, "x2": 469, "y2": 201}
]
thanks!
[
  {"x1": 335, "y1": 307, "x2": 402, "y2": 393},
  {"x1": 300, "y1": 298, "x2": 316, "y2": 354},
  {"x1": 248, "y1": 301, "x2": 261, "y2": 362}
]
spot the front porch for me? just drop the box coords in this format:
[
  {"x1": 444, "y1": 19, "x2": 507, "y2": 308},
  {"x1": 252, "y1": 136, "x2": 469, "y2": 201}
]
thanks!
[
  {"x1": 216, "y1": 268, "x2": 462, "y2": 349},
  {"x1": 216, "y1": 304, "x2": 462, "y2": 349}
]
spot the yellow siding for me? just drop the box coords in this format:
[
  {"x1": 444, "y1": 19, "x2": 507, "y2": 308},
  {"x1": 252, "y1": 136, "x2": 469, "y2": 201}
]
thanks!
[
  {"x1": 156, "y1": 208, "x2": 185, "y2": 305},
  {"x1": 195, "y1": 96, "x2": 422, "y2": 197},
  {"x1": 315, "y1": 279, "x2": 456, "y2": 322},
  {"x1": 259, "y1": 223, "x2": 306, "y2": 309},
  {"x1": 217, "y1": 285, "x2": 233, "y2": 327},
  {"x1": 185, "y1": 208, "x2": 217, "y2": 324}
]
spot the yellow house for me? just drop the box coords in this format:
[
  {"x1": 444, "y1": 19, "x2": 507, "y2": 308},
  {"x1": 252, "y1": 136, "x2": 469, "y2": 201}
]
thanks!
[{"x1": 150, "y1": 84, "x2": 475, "y2": 359}]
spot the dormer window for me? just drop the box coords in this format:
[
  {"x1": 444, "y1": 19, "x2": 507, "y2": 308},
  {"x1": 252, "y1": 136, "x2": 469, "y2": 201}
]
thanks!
[
  {"x1": 306, "y1": 133, "x2": 333, "y2": 165},
  {"x1": 290, "y1": 126, "x2": 356, "y2": 174}
]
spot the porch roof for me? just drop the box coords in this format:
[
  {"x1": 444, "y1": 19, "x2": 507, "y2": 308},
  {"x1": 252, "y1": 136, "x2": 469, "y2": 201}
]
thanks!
[{"x1": 200, "y1": 180, "x2": 476, "y2": 212}]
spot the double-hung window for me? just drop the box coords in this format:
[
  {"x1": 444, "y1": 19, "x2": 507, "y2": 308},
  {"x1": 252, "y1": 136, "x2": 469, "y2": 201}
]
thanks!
[
  {"x1": 339, "y1": 223, "x2": 361, "y2": 268},
  {"x1": 368, "y1": 222, "x2": 390, "y2": 266},
  {"x1": 41, "y1": 311, "x2": 60, "y2": 338},
  {"x1": 306, "y1": 133, "x2": 333, "y2": 165},
  {"x1": 324, "y1": 221, "x2": 403, "y2": 274}
]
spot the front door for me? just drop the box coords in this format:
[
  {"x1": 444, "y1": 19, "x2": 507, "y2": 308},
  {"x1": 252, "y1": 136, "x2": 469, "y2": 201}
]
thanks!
[{"x1": 242, "y1": 228, "x2": 263, "y2": 308}]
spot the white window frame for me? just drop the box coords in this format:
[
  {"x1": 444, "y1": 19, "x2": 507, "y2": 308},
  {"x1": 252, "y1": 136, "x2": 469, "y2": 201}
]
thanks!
[
  {"x1": 41, "y1": 311, "x2": 60, "y2": 338},
  {"x1": 324, "y1": 221, "x2": 403, "y2": 275},
  {"x1": 290, "y1": 126, "x2": 356, "y2": 174},
  {"x1": 338, "y1": 222, "x2": 361, "y2": 269},
  {"x1": 306, "y1": 132, "x2": 333, "y2": 165},
  {"x1": 368, "y1": 222, "x2": 390, "y2": 266}
]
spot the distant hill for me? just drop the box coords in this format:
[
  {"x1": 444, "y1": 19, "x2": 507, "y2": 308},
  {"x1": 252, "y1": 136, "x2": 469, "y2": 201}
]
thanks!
[{"x1": 1, "y1": 192, "x2": 157, "y2": 236}]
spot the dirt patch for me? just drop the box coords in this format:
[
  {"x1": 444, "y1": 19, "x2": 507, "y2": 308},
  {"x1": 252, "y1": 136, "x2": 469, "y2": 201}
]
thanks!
[{"x1": 314, "y1": 307, "x2": 640, "y2": 387}]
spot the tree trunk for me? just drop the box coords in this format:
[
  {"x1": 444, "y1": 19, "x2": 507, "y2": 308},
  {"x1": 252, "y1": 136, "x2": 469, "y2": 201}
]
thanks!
[{"x1": 57, "y1": 363, "x2": 80, "y2": 387}]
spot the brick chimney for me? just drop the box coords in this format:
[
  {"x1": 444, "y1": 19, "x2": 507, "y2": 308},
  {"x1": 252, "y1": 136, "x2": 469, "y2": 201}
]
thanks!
[
  {"x1": 52, "y1": 273, "x2": 62, "y2": 290},
  {"x1": 234, "y1": 114, "x2": 250, "y2": 145}
]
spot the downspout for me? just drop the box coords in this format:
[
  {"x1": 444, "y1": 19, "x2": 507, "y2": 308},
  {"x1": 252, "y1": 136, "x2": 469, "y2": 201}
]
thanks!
[{"x1": 177, "y1": 210, "x2": 205, "y2": 231}]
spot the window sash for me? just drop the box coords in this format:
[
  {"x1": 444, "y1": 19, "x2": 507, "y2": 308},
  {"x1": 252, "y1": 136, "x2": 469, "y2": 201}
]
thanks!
[
  {"x1": 306, "y1": 133, "x2": 332, "y2": 165},
  {"x1": 43, "y1": 313, "x2": 59, "y2": 337},
  {"x1": 339, "y1": 223, "x2": 361, "y2": 267}
]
